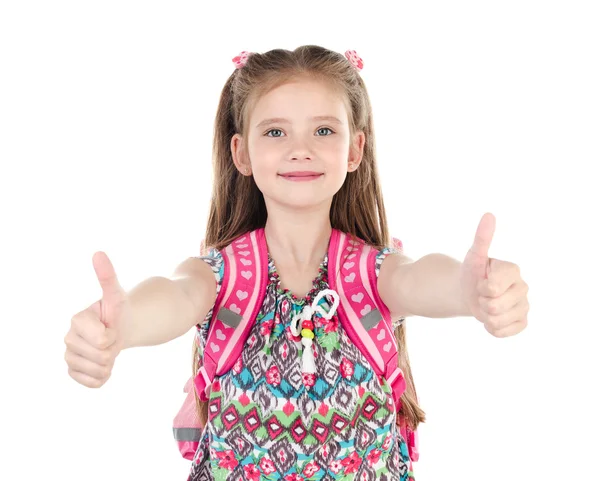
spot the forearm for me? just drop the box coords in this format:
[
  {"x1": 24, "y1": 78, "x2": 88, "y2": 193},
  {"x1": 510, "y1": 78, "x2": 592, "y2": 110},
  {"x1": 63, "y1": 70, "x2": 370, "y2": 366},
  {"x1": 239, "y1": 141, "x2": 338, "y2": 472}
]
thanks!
[
  {"x1": 122, "y1": 276, "x2": 199, "y2": 349},
  {"x1": 402, "y1": 253, "x2": 472, "y2": 318}
]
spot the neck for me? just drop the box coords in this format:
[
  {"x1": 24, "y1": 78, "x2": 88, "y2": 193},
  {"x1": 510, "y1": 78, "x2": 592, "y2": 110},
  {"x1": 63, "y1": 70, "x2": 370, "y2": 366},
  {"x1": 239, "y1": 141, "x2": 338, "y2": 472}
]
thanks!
[{"x1": 263, "y1": 204, "x2": 332, "y2": 270}]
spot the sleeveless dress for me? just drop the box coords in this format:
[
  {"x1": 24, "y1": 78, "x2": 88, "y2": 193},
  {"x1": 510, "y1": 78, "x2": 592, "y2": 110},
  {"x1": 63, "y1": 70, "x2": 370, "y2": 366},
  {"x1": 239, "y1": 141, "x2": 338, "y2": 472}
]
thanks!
[{"x1": 188, "y1": 237, "x2": 414, "y2": 481}]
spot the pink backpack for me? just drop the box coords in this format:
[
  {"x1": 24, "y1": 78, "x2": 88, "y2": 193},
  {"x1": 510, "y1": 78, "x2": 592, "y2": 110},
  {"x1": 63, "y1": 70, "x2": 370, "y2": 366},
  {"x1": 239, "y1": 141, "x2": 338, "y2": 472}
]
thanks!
[{"x1": 173, "y1": 227, "x2": 419, "y2": 466}]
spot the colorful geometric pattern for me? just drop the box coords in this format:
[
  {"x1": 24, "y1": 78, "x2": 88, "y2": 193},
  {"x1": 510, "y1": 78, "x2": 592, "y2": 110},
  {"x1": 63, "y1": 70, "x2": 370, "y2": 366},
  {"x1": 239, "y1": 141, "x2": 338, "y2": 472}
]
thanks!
[{"x1": 188, "y1": 244, "x2": 413, "y2": 481}]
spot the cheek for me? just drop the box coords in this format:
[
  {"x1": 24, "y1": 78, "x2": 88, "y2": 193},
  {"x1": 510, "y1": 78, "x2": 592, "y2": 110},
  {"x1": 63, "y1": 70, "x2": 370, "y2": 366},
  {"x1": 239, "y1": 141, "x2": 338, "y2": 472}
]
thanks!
[
  {"x1": 247, "y1": 144, "x2": 276, "y2": 170},
  {"x1": 329, "y1": 170, "x2": 349, "y2": 192}
]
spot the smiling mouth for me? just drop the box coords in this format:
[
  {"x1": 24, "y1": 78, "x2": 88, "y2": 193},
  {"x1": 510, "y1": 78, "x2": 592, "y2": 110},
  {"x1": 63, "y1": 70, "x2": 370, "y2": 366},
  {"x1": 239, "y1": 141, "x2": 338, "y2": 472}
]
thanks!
[
  {"x1": 279, "y1": 173, "x2": 324, "y2": 181},
  {"x1": 278, "y1": 173, "x2": 324, "y2": 177},
  {"x1": 280, "y1": 174, "x2": 322, "y2": 177}
]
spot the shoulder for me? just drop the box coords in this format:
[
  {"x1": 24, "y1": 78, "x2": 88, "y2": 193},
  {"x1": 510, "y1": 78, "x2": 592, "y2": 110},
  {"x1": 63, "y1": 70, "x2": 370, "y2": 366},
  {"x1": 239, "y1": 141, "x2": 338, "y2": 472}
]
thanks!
[
  {"x1": 374, "y1": 245, "x2": 415, "y2": 320},
  {"x1": 376, "y1": 248, "x2": 414, "y2": 279},
  {"x1": 195, "y1": 247, "x2": 225, "y2": 283},
  {"x1": 172, "y1": 248, "x2": 222, "y2": 286}
]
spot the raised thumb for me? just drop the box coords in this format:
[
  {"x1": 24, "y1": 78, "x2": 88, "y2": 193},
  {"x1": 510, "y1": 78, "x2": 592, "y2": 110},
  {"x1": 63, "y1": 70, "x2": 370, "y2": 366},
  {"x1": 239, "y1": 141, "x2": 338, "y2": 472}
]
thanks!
[
  {"x1": 470, "y1": 212, "x2": 496, "y2": 258},
  {"x1": 92, "y1": 251, "x2": 126, "y2": 307}
]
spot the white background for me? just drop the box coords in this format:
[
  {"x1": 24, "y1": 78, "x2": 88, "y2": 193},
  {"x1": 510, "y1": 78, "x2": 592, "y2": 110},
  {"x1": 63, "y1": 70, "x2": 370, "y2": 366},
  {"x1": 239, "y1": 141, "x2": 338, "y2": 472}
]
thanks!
[{"x1": 2, "y1": 1, "x2": 599, "y2": 480}]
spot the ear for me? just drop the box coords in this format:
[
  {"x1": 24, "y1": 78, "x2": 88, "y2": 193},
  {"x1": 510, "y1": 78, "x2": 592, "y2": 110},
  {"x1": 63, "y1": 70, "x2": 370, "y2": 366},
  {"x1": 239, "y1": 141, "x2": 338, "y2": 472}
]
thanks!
[
  {"x1": 231, "y1": 134, "x2": 252, "y2": 176},
  {"x1": 348, "y1": 130, "x2": 365, "y2": 172}
]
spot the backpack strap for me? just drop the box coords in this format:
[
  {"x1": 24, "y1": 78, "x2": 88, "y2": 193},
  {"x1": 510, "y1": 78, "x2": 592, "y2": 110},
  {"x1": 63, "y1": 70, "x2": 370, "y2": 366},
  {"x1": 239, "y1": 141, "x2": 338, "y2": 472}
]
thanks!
[
  {"x1": 193, "y1": 228, "x2": 269, "y2": 401},
  {"x1": 328, "y1": 229, "x2": 405, "y2": 393},
  {"x1": 328, "y1": 229, "x2": 419, "y2": 462}
]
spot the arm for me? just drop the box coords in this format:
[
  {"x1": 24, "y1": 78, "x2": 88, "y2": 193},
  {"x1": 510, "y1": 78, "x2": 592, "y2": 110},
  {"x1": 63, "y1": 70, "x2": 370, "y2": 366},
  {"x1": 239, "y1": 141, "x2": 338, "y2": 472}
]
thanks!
[
  {"x1": 122, "y1": 257, "x2": 217, "y2": 349},
  {"x1": 378, "y1": 253, "x2": 471, "y2": 319}
]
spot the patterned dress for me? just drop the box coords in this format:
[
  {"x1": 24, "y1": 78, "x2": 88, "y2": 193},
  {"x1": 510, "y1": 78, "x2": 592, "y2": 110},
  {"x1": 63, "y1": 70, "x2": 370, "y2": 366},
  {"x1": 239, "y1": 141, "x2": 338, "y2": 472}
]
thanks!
[{"x1": 188, "y1": 240, "x2": 414, "y2": 481}]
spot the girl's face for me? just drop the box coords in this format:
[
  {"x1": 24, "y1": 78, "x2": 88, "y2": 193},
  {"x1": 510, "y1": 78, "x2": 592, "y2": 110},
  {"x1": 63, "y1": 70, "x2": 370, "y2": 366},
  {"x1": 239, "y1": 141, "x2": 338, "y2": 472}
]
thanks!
[{"x1": 231, "y1": 78, "x2": 364, "y2": 210}]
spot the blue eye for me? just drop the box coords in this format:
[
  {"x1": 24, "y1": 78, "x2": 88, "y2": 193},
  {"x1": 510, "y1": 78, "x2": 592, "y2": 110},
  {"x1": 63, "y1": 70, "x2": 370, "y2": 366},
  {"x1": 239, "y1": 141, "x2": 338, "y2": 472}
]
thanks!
[
  {"x1": 265, "y1": 127, "x2": 335, "y2": 137},
  {"x1": 265, "y1": 129, "x2": 284, "y2": 138},
  {"x1": 316, "y1": 127, "x2": 334, "y2": 136}
]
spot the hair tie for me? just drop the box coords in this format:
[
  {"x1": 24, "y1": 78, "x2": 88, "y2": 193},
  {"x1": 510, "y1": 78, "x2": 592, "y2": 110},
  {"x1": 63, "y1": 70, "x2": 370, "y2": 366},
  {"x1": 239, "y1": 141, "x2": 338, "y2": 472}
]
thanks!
[
  {"x1": 345, "y1": 50, "x2": 364, "y2": 72},
  {"x1": 232, "y1": 51, "x2": 251, "y2": 69}
]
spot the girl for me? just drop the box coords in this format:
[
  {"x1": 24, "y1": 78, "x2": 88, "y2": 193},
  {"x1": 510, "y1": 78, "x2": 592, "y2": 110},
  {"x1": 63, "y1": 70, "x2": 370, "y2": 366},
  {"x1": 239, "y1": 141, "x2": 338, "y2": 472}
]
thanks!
[
  {"x1": 64, "y1": 45, "x2": 529, "y2": 481},
  {"x1": 185, "y1": 46, "x2": 423, "y2": 481}
]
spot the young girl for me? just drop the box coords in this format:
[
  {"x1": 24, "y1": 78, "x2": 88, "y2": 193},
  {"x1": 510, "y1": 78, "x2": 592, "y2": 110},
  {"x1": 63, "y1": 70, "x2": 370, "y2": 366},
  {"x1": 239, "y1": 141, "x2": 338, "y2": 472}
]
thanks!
[
  {"x1": 64, "y1": 45, "x2": 529, "y2": 481},
  {"x1": 184, "y1": 45, "x2": 424, "y2": 481}
]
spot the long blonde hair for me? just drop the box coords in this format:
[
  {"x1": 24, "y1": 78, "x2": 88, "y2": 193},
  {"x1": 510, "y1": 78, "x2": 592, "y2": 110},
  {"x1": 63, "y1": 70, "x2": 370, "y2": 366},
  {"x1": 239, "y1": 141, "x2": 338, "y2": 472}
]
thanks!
[{"x1": 193, "y1": 45, "x2": 425, "y2": 430}]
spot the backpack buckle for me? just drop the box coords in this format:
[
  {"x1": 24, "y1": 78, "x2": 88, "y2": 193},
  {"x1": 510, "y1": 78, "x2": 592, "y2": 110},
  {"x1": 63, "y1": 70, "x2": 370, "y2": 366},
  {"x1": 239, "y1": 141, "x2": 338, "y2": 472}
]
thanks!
[
  {"x1": 387, "y1": 366, "x2": 407, "y2": 406},
  {"x1": 193, "y1": 365, "x2": 211, "y2": 402}
]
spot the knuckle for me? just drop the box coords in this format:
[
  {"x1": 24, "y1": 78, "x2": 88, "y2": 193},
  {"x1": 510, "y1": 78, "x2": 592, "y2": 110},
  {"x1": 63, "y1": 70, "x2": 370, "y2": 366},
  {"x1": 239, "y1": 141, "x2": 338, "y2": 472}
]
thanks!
[
  {"x1": 70, "y1": 368, "x2": 104, "y2": 388},
  {"x1": 485, "y1": 324, "x2": 501, "y2": 338},
  {"x1": 71, "y1": 314, "x2": 83, "y2": 330},
  {"x1": 98, "y1": 364, "x2": 111, "y2": 378},
  {"x1": 486, "y1": 315, "x2": 503, "y2": 331},
  {"x1": 68, "y1": 368, "x2": 86, "y2": 386},
  {"x1": 94, "y1": 335, "x2": 109, "y2": 350},
  {"x1": 100, "y1": 350, "x2": 113, "y2": 365},
  {"x1": 487, "y1": 301, "x2": 499, "y2": 314},
  {"x1": 89, "y1": 377, "x2": 104, "y2": 388},
  {"x1": 64, "y1": 332, "x2": 76, "y2": 349}
]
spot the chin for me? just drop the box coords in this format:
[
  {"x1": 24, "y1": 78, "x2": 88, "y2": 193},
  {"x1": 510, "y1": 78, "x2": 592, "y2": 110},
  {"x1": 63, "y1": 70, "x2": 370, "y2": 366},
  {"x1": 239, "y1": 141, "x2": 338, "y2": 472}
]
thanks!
[{"x1": 267, "y1": 192, "x2": 332, "y2": 209}]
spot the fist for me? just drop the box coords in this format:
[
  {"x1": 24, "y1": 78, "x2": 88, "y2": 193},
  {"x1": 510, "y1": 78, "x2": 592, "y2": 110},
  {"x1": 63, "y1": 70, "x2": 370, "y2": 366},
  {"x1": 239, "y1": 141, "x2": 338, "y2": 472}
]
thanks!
[
  {"x1": 64, "y1": 251, "x2": 131, "y2": 387},
  {"x1": 460, "y1": 213, "x2": 530, "y2": 338}
]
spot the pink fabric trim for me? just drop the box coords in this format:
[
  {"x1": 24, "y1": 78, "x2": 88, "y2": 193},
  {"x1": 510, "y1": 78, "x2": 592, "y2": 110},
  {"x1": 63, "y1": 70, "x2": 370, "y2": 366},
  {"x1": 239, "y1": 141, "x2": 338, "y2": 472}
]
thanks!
[
  {"x1": 367, "y1": 248, "x2": 398, "y2": 378},
  {"x1": 387, "y1": 366, "x2": 404, "y2": 386},
  {"x1": 331, "y1": 230, "x2": 385, "y2": 374},
  {"x1": 200, "y1": 239, "x2": 233, "y2": 382},
  {"x1": 357, "y1": 241, "x2": 386, "y2": 372},
  {"x1": 218, "y1": 230, "x2": 260, "y2": 371},
  {"x1": 193, "y1": 365, "x2": 211, "y2": 401},
  {"x1": 178, "y1": 440, "x2": 198, "y2": 460}
]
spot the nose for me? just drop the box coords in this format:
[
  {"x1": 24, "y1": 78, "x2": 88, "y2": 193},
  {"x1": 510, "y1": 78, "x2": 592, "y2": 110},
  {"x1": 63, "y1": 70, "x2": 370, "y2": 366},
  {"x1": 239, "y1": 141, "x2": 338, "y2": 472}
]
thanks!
[
  {"x1": 290, "y1": 154, "x2": 312, "y2": 161},
  {"x1": 288, "y1": 137, "x2": 314, "y2": 162}
]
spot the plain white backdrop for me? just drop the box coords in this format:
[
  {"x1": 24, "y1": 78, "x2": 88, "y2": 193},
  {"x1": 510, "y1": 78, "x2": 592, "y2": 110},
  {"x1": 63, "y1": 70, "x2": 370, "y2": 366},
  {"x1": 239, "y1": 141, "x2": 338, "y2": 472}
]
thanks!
[{"x1": 2, "y1": 1, "x2": 599, "y2": 480}]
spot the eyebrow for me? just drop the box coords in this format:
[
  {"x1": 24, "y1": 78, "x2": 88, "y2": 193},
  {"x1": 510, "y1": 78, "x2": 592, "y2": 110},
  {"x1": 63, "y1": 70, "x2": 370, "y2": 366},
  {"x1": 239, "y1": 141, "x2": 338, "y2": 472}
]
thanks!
[{"x1": 256, "y1": 115, "x2": 343, "y2": 128}]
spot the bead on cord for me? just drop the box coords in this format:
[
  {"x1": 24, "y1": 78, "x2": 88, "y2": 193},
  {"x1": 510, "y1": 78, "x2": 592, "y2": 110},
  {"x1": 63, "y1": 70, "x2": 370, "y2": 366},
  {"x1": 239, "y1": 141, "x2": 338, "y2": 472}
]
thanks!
[{"x1": 290, "y1": 289, "x2": 340, "y2": 374}]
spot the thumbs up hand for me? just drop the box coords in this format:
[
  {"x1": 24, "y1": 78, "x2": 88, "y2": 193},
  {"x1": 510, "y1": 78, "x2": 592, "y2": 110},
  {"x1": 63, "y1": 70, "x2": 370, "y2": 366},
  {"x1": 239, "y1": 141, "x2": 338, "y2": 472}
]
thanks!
[
  {"x1": 459, "y1": 213, "x2": 530, "y2": 338},
  {"x1": 64, "y1": 251, "x2": 132, "y2": 387}
]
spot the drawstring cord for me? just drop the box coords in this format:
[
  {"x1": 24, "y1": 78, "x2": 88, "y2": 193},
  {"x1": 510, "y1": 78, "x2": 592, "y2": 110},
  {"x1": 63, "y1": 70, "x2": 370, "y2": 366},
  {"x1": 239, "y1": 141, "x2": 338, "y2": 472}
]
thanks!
[{"x1": 290, "y1": 289, "x2": 340, "y2": 375}]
